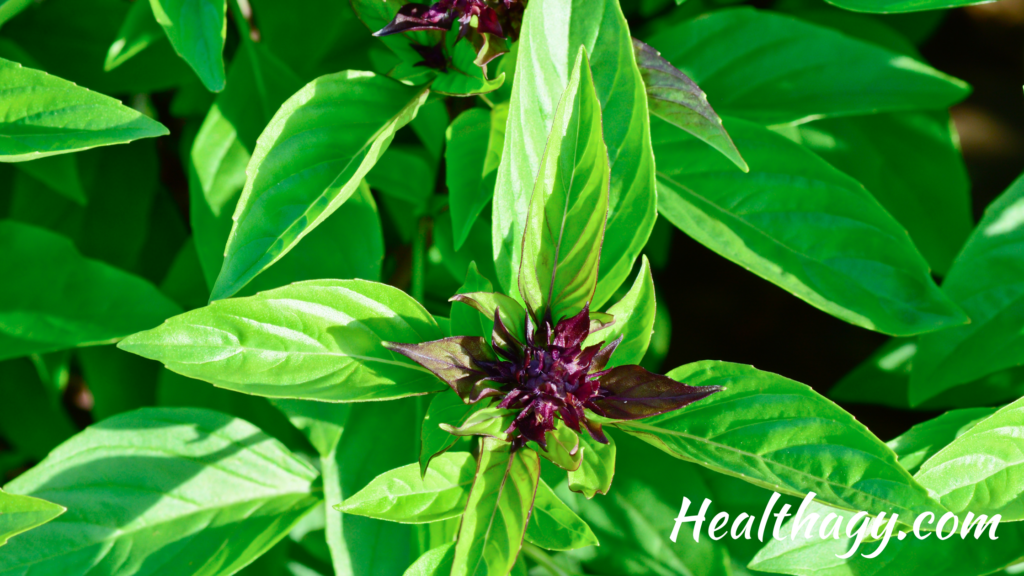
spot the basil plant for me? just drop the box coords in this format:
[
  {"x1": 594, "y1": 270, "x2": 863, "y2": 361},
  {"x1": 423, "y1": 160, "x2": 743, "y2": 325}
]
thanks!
[{"x1": 2, "y1": 0, "x2": 1024, "y2": 574}]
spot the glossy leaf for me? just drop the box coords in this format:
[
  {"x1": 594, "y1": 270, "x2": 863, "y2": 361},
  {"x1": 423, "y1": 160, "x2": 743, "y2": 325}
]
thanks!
[
  {"x1": 568, "y1": 430, "x2": 616, "y2": 498},
  {"x1": 530, "y1": 420, "x2": 583, "y2": 472},
  {"x1": 337, "y1": 452, "x2": 476, "y2": 524},
  {"x1": 655, "y1": 116, "x2": 967, "y2": 336},
  {"x1": 493, "y1": 0, "x2": 656, "y2": 311},
  {"x1": 149, "y1": 0, "x2": 226, "y2": 91},
  {"x1": 384, "y1": 336, "x2": 499, "y2": 403},
  {"x1": 0, "y1": 407, "x2": 321, "y2": 575},
  {"x1": 119, "y1": 279, "x2": 447, "y2": 402},
  {"x1": 0, "y1": 220, "x2": 181, "y2": 361},
  {"x1": 0, "y1": 57, "x2": 168, "y2": 161},
  {"x1": 632, "y1": 37, "x2": 746, "y2": 172},
  {"x1": 451, "y1": 438, "x2": 540, "y2": 576},
  {"x1": 440, "y1": 406, "x2": 514, "y2": 440},
  {"x1": 824, "y1": 0, "x2": 994, "y2": 15},
  {"x1": 644, "y1": 7, "x2": 969, "y2": 125},
  {"x1": 911, "y1": 174, "x2": 1024, "y2": 403},
  {"x1": 105, "y1": 0, "x2": 164, "y2": 71},
  {"x1": 584, "y1": 255, "x2": 656, "y2": 368},
  {"x1": 0, "y1": 488, "x2": 64, "y2": 547},
  {"x1": 615, "y1": 360, "x2": 945, "y2": 522},
  {"x1": 420, "y1": 391, "x2": 478, "y2": 475},
  {"x1": 431, "y1": 36, "x2": 506, "y2": 97},
  {"x1": 404, "y1": 543, "x2": 456, "y2": 576},
  {"x1": 518, "y1": 47, "x2": 609, "y2": 322},
  {"x1": 524, "y1": 480, "x2": 597, "y2": 551},
  {"x1": 887, "y1": 407, "x2": 998, "y2": 474},
  {"x1": 211, "y1": 72, "x2": 427, "y2": 300},
  {"x1": 915, "y1": 397, "x2": 1024, "y2": 520},
  {"x1": 447, "y1": 105, "x2": 507, "y2": 251}
]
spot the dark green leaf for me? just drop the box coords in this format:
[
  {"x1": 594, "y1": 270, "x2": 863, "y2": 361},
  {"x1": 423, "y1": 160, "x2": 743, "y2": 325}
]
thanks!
[
  {"x1": 585, "y1": 255, "x2": 656, "y2": 368},
  {"x1": 568, "y1": 430, "x2": 616, "y2": 499},
  {"x1": 823, "y1": 0, "x2": 993, "y2": 15},
  {"x1": 525, "y1": 479, "x2": 597, "y2": 552},
  {"x1": 451, "y1": 263, "x2": 495, "y2": 340},
  {"x1": 0, "y1": 359, "x2": 77, "y2": 461},
  {"x1": 0, "y1": 488, "x2": 64, "y2": 547},
  {"x1": 78, "y1": 345, "x2": 160, "y2": 420},
  {"x1": 150, "y1": 0, "x2": 226, "y2": 91},
  {"x1": 368, "y1": 144, "x2": 436, "y2": 204},
  {"x1": 420, "y1": 391, "x2": 477, "y2": 476},
  {"x1": 105, "y1": 0, "x2": 164, "y2": 71},
  {"x1": 13, "y1": 154, "x2": 85, "y2": 205},
  {"x1": 887, "y1": 407, "x2": 997, "y2": 474},
  {"x1": 447, "y1": 104, "x2": 507, "y2": 251}
]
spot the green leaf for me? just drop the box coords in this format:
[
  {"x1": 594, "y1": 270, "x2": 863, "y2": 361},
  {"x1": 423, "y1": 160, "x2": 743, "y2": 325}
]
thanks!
[
  {"x1": 421, "y1": 391, "x2": 478, "y2": 476},
  {"x1": 440, "y1": 406, "x2": 514, "y2": 440},
  {"x1": 0, "y1": 488, "x2": 64, "y2": 548},
  {"x1": 367, "y1": 144, "x2": 436, "y2": 204},
  {"x1": 451, "y1": 263, "x2": 495, "y2": 340},
  {"x1": 914, "y1": 397, "x2": 1024, "y2": 520},
  {"x1": 887, "y1": 407, "x2": 998, "y2": 474},
  {"x1": 615, "y1": 360, "x2": 945, "y2": 522},
  {"x1": 0, "y1": 407, "x2": 321, "y2": 575},
  {"x1": 655, "y1": 116, "x2": 967, "y2": 336},
  {"x1": 644, "y1": 7, "x2": 969, "y2": 125},
  {"x1": 211, "y1": 71, "x2": 427, "y2": 300},
  {"x1": 568, "y1": 430, "x2": 616, "y2": 499},
  {"x1": 119, "y1": 279, "x2": 447, "y2": 402},
  {"x1": 530, "y1": 420, "x2": 584, "y2": 472},
  {"x1": 13, "y1": 154, "x2": 86, "y2": 205},
  {"x1": 518, "y1": 47, "x2": 608, "y2": 321},
  {"x1": 585, "y1": 255, "x2": 656, "y2": 368},
  {"x1": 431, "y1": 37, "x2": 506, "y2": 97},
  {"x1": 0, "y1": 220, "x2": 182, "y2": 361},
  {"x1": 451, "y1": 438, "x2": 540, "y2": 576},
  {"x1": 823, "y1": 0, "x2": 993, "y2": 15},
  {"x1": 447, "y1": 104, "x2": 507, "y2": 251},
  {"x1": 911, "y1": 174, "x2": 1024, "y2": 403},
  {"x1": 632, "y1": 37, "x2": 746, "y2": 172},
  {"x1": 404, "y1": 543, "x2": 456, "y2": 576},
  {"x1": 0, "y1": 359, "x2": 78, "y2": 460},
  {"x1": 0, "y1": 57, "x2": 168, "y2": 161},
  {"x1": 449, "y1": 291, "x2": 527, "y2": 344},
  {"x1": 791, "y1": 111, "x2": 972, "y2": 276},
  {"x1": 525, "y1": 480, "x2": 597, "y2": 551},
  {"x1": 494, "y1": 0, "x2": 657, "y2": 312},
  {"x1": 78, "y1": 345, "x2": 160, "y2": 420},
  {"x1": 149, "y1": 0, "x2": 227, "y2": 91},
  {"x1": 105, "y1": 0, "x2": 164, "y2": 71},
  {"x1": 337, "y1": 452, "x2": 476, "y2": 523}
]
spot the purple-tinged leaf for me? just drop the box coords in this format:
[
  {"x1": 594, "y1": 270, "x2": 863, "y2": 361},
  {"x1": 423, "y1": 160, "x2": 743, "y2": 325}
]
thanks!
[
  {"x1": 373, "y1": 3, "x2": 452, "y2": 37},
  {"x1": 384, "y1": 337, "x2": 502, "y2": 403},
  {"x1": 593, "y1": 365, "x2": 722, "y2": 420},
  {"x1": 590, "y1": 337, "x2": 622, "y2": 374},
  {"x1": 449, "y1": 291, "x2": 527, "y2": 343}
]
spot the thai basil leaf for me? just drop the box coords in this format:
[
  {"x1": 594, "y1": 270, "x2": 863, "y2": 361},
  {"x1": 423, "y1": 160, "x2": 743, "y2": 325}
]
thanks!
[
  {"x1": 104, "y1": 0, "x2": 164, "y2": 71},
  {"x1": 0, "y1": 221, "x2": 181, "y2": 361},
  {"x1": 0, "y1": 359, "x2": 78, "y2": 460},
  {"x1": 451, "y1": 438, "x2": 540, "y2": 576},
  {"x1": 914, "y1": 397, "x2": 1024, "y2": 520},
  {"x1": 632, "y1": 37, "x2": 746, "y2": 172},
  {"x1": 0, "y1": 57, "x2": 167, "y2": 161},
  {"x1": 518, "y1": 47, "x2": 609, "y2": 322},
  {"x1": 530, "y1": 420, "x2": 583, "y2": 472},
  {"x1": 447, "y1": 104, "x2": 507, "y2": 251},
  {"x1": 77, "y1": 345, "x2": 160, "y2": 420},
  {"x1": 118, "y1": 279, "x2": 447, "y2": 402},
  {"x1": 431, "y1": 36, "x2": 506, "y2": 97},
  {"x1": 655, "y1": 116, "x2": 967, "y2": 336},
  {"x1": 568, "y1": 430, "x2": 616, "y2": 498},
  {"x1": 494, "y1": 0, "x2": 656, "y2": 312},
  {"x1": 615, "y1": 360, "x2": 945, "y2": 522},
  {"x1": 211, "y1": 72, "x2": 427, "y2": 300},
  {"x1": 0, "y1": 407, "x2": 321, "y2": 575},
  {"x1": 440, "y1": 406, "x2": 514, "y2": 440},
  {"x1": 911, "y1": 174, "x2": 1024, "y2": 403},
  {"x1": 643, "y1": 7, "x2": 969, "y2": 125},
  {"x1": 13, "y1": 154, "x2": 85, "y2": 205},
  {"x1": 524, "y1": 479, "x2": 598, "y2": 551},
  {"x1": 824, "y1": 0, "x2": 994, "y2": 15},
  {"x1": 887, "y1": 407, "x2": 998, "y2": 474},
  {"x1": 149, "y1": 0, "x2": 227, "y2": 91},
  {"x1": 337, "y1": 452, "x2": 476, "y2": 523},
  {"x1": 0, "y1": 488, "x2": 64, "y2": 548},
  {"x1": 404, "y1": 543, "x2": 456, "y2": 576},
  {"x1": 450, "y1": 291, "x2": 527, "y2": 344},
  {"x1": 585, "y1": 255, "x2": 656, "y2": 368},
  {"x1": 349, "y1": 0, "x2": 443, "y2": 71},
  {"x1": 368, "y1": 144, "x2": 436, "y2": 205},
  {"x1": 451, "y1": 263, "x2": 495, "y2": 340},
  {"x1": 421, "y1": 391, "x2": 478, "y2": 476}
]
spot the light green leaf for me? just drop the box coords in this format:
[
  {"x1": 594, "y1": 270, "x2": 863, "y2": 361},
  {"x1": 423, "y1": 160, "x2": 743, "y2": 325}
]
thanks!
[
  {"x1": 404, "y1": 543, "x2": 456, "y2": 576},
  {"x1": 0, "y1": 488, "x2": 64, "y2": 547},
  {"x1": 149, "y1": 0, "x2": 227, "y2": 91},
  {"x1": 644, "y1": 7, "x2": 969, "y2": 125},
  {"x1": 586, "y1": 255, "x2": 656, "y2": 368},
  {"x1": 0, "y1": 220, "x2": 182, "y2": 361},
  {"x1": 447, "y1": 104, "x2": 507, "y2": 251},
  {"x1": 211, "y1": 71, "x2": 427, "y2": 300},
  {"x1": 450, "y1": 291, "x2": 527, "y2": 344},
  {"x1": 568, "y1": 430, "x2": 616, "y2": 499},
  {"x1": 431, "y1": 37, "x2": 506, "y2": 97},
  {"x1": 337, "y1": 452, "x2": 476, "y2": 524},
  {"x1": 0, "y1": 57, "x2": 168, "y2": 161},
  {"x1": 525, "y1": 480, "x2": 598, "y2": 551},
  {"x1": 494, "y1": 0, "x2": 656, "y2": 312},
  {"x1": 105, "y1": 0, "x2": 164, "y2": 71},
  {"x1": 887, "y1": 407, "x2": 998, "y2": 474},
  {"x1": 915, "y1": 397, "x2": 1024, "y2": 520},
  {"x1": 440, "y1": 406, "x2": 514, "y2": 440},
  {"x1": 616, "y1": 360, "x2": 945, "y2": 522},
  {"x1": 0, "y1": 407, "x2": 321, "y2": 575},
  {"x1": 530, "y1": 420, "x2": 584, "y2": 472},
  {"x1": 911, "y1": 174, "x2": 1024, "y2": 403},
  {"x1": 655, "y1": 116, "x2": 967, "y2": 336},
  {"x1": 451, "y1": 263, "x2": 495, "y2": 340},
  {"x1": 519, "y1": 47, "x2": 608, "y2": 322},
  {"x1": 119, "y1": 279, "x2": 447, "y2": 402},
  {"x1": 420, "y1": 391, "x2": 478, "y2": 476},
  {"x1": 452, "y1": 438, "x2": 540, "y2": 576}
]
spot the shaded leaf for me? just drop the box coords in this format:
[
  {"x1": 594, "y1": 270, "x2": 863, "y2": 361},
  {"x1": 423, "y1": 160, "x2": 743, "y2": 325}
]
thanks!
[
  {"x1": 150, "y1": 0, "x2": 227, "y2": 91},
  {"x1": 105, "y1": 0, "x2": 164, "y2": 71},
  {"x1": 420, "y1": 391, "x2": 478, "y2": 475},
  {"x1": 584, "y1": 255, "x2": 656, "y2": 368},
  {"x1": 447, "y1": 104, "x2": 507, "y2": 251},
  {"x1": 568, "y1": 430, "x2": 616, "y2": 498},
  {"x1": 524, "y1": 480, "x2": 597, "y2": 551}
]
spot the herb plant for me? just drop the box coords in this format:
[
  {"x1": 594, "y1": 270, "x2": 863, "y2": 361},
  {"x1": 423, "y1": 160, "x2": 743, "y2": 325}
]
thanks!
[{"x1": 0, "y1": 0, "x2": 1022, "y2": 575}]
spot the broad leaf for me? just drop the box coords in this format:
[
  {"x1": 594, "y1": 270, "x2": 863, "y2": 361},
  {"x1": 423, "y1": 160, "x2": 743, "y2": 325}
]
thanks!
[
  {"x1": 420, "y1": 391, "x2": 478, "y2": 476},
  {"x1": 0, "y1": 220, "x2": 181, "y2": 361},
  {"x1": 404, "y1": 543, "x2": 456, "y2": 576},
  {"x1": 451, "y1": 438, "x2": 540, "y2": 576},
  {"x1": 616, "y1": 360, "x2": 945, "y2": 522},
  {"x1": 0, "y1": 407, "x2": 321, "y2": 575},
  {"x1": 0, "y1": 57, "x2": 167, "y2": 161},
  {"x1": 105, "y1": 0, "x2": 164, "y2": 71},
  {"x1": 440, "y1": 406, "x2": 514, "y2": 440},
  {"x1": 0, "y1": 489, "x2": 63, "y2": 548},
  {"x1": 655, "y1": 116, "x2": 967, "y2": 336},
  {"x1": 119, "y1": 279, "x2": 447, "y2": 402},
  {"x1": 525, "y1": 479, "x2": 597, "y2": 551},
  {"x1": 518, "y1": 47, "x2": 609, "y2": 322},
  {"x1": 530, "y1": 420, "x2": 584, "y2": 472},
  {"x1": 911, "y1": 174, "x2": 1024, "y2": 403},
  {"x1": 585, "y1": 255, "x2": 656, "y2": 368},
  {"x1": 644, "y1": 7, "x2": 969, "y2": 125},
  {"x1": 824, "y1": 0, "x2": 993, "y2": 15},
  {"x1": 211, "y1": 71, "x2": 427, "y2": 300},
  {"x1": 337, "y1": 452, "x2": 476, "y2": 523},
  {"x1": 493, "y1": 0, "x2": 657, "y2": 311},
  {"x1": 887, "y1": 407, "x2": 998, "y2": 474},
  {"x1": 914, "y1": 397, "x2": 1024, "y2": 520},
  {"x1": 149, "y1": 0, "x2": 226, "y2": 91},
  {"x1": 447, "y1": 105, "x2": 507, "y2": 251},
  {"x1": 568, "y1": 430, "x2": 616, "y2": 498}
]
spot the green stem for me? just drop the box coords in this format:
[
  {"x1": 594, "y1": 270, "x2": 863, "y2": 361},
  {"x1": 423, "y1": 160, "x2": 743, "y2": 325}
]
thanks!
[{"x1": 411, "y1": 217, "x2": 430, "y2": 305}]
